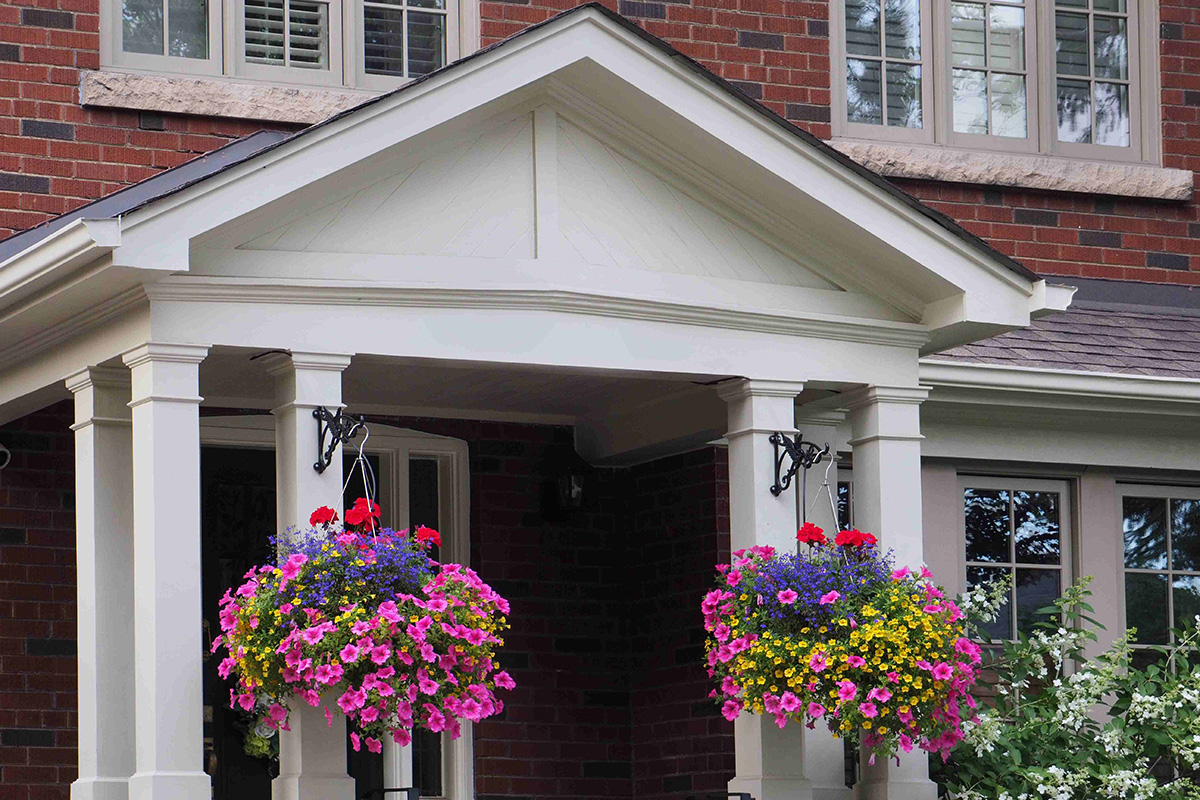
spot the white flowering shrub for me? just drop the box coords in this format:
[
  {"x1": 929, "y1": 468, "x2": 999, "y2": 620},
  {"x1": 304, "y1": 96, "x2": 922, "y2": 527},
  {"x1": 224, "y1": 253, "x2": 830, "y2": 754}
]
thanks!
[{"x1": 934, "y1": 577, "x2": 1200, "y2": 800}]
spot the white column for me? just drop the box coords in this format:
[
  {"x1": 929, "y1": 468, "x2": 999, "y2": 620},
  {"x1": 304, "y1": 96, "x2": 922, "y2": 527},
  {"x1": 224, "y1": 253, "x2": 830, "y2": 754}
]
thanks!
[
  {"x1": 717, "y1": 379, "x2": 812, "y2": 800},
  {"x1": 263, "y1": 352, "x2": 357, "y2": 800},
  {"x1": 794, "y1": 409, "x2": 854, "y2": 800},
  {"x1": 847, "y1": 385, "x2": 936, "y2": 800},
  {"x1": 67, "y1": 367, "x2": 135, "y2": 800},
  {"x1": 122, "y1": 343, "x2": 211, "y2": 800}
]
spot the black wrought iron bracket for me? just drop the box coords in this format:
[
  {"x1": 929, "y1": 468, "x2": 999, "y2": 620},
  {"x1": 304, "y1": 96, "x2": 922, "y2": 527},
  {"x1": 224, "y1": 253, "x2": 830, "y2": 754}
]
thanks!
[
  {"x1": 313, "y1": 406, "x2": 365, "y2": 474},
  {"x1": 768, "y1": 432, "x2": 830, "y2": 496}
]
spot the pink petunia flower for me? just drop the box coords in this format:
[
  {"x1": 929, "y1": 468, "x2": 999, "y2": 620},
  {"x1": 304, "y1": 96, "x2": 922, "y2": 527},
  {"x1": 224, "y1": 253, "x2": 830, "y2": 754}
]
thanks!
[
  {"x1": 891, "y1": 567, "x2": 911, "y2": 580},
  {"x1": 340, "y1": 644, "x2": 361, "y2": 663},
  {"x1": 726, "y1": 570, "x2": 742, "y2": 587},
  {"x1": 836, "y1": 680, "x2": 858, "y2": 702},
  {"x1": 819, "y1": 590, "x2": 841, "y2": 605},
  {"x1": 349, "y1": 732, "x2": 361, "y2": 751},
  {"x1": 846, "y1": 655, "x2": 866, "y2": 668},
  {"x1": 721, "y1": 700, "x2": 743, "y2": 721},
  {"x1": 867, "y1": 687, "x2": 892, "y2": 703},
  {"x1": 763, "y1": 695, "x2": 782, "y2": 714},
  {"x1": 780, "y1": 691, "x2": 801, "y2": 713},
  {"x1": 898, "y1": 733, "x2": 914, "y2": 753},
  {"x1": 859, "y1": 702, "x2": 878, "y2": 718},
  {"x1": 886, "y1": 671, "x2": 900, "y2": 683},
  {"x1": 932, "y1": 662, "x2": 954, "y2": 681},
  {"x1": 365, "y1": 737, "x2": 382, "y2": 754},
  {"x1": 807, "y1": 701, "x2": 825, "y2": 718},
  {"x1": 776, "y1": 589, "x2": 799, "y2": 605},
  {"x1": 809, "y1": 652, "x2": 829, "y2": 673}
]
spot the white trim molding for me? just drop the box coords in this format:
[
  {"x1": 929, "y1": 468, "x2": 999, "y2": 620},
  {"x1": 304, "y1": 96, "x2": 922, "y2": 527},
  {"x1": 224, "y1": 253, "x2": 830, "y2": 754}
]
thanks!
[{"x1": 832, "y1": 140, "x2": 1193, "y2": 201}]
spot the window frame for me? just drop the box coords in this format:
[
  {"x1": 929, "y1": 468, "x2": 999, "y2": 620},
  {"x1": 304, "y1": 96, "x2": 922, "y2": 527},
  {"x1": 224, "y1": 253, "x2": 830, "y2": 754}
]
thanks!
[
  {"x1": 831, "y1": 0, "x2": 1161, "y2": 164},
  {"x1": 232, "y1": 0, "x2": 346, "y2": 87},
  {"x1": 958, "y1": 475, "x2": 1073, "y2": 641},
  {"x1": 103, "y1": 0, "x2": 225, "y2": 76},
  {"x1": 1118, "y1": 483, "x2": 1200, "y2": 656},
  {"x1": 353, "y1": 0, "x2": 459, "y2": 91}
]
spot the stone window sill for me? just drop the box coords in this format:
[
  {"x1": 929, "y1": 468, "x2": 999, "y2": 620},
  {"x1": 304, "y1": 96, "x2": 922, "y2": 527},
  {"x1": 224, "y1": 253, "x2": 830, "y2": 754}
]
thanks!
[
  {"x1": 830, "y1": 139, "x2": 1194, "y2": 202},
  {"x1": 80, "y1": 70, "x2": 380, "y2": 125}
]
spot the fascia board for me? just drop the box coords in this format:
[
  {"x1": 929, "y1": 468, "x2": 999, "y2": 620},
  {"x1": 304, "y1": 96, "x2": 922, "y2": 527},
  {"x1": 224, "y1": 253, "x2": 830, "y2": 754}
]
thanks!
[
  {"x1": 107, "y1": 8, "x2": 1036, "y2": 328},
  {"x1": 920, "y1": 359, "x2": 1200, "y2": 411},
  {"x1": 0, "y1": 218, "x2": 120, "y2": 311}
]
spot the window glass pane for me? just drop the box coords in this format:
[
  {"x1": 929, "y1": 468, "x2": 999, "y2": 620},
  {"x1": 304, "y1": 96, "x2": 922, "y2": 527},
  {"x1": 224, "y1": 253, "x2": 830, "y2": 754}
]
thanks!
[
  {"x1": 166, "y1": 0, "x2": 207, "y2": 57},
  {"x1": 886, "y1": 63, "x2": 922, "y2": 127},
  {"x1": 837, "y1": 482, "x2": 853, "y2": 530},
  {"x1": 1093, "y1": 15, "x2": 1127, "y2": 79},
  {"x1": 1174, "y1": 576, "x2": 1200, "y2": 633},
  {"x1": 952, "y1": 68, "x2": 988, "y2": 134},
  {"x1": 1057, "y1": 79, "x2": 1091, "y2": 143},
  {"x1": 990, "y1": 72, "x2": 1027, "y2": 138},
  {"x1": 1056, "y1": 0, "x2": 1087, "y2": 6},
  {"x1": 846, "y1": 0, "x2": 882, "y2": 57},
  {"x1": 412, "y1": 727, "x2": 443, "y2": 796},
  {"x1": 1055, "y1": 12, "x2": 1090, "y2": 76},
  {"x1": 1172, "y1": 499, "x2": 1200, "y2": 572},
  {"x1": 1124, "y1": 497, "x2": 1168, "y2": 570},
  {"x1": 1094, "y1": 82, "x2": 1129, "y2": 146},
  {"x1": 883, "y1": 0, "x2": 921, "y2": 60},
  {"x1": 411, "y1": 0, "x2": 446, "y2": 8},
  {"x1": 847, "y1": 59, "x2": 883, "y2": 124},
  {"x1": 989, "y1": 5, "x2": 1025, "y2": 71},
  {"x1": 950, "y1": 3, "x2": 985, "y2": 68},
  {"x1": 364, "y1": 4, "x2": 404, "y2": 76},
  {"x1": 968, "y1": 565, "x2": 1012, "y2": 640},
  {"x1": 1093, "y1": 0, "x2": 1126, "y2": 12},
  {"x1": 1014, "y1": 491, "x2": 1060, "y2": 565},
  {"x1": 1125, "y1": 572, "x2": 1169, "y2": 645},
  {"x1": 965, "y1": 488, "x2": 1009, "y2": 562},
  {"x1": 288, "y1": 0, "x2": 329, "y2": 70},
  {"x1": 245, "y1": 0, "x2": 286, "y2": 65},
  {"x1": 407, "y1": 12, "x2": 445, "y2": 77},
  {"x1": 1130, "y1": 647, "x2": 1167, "y2": 673},
  {"x1": 1016, "y1": 569, "x2": 1060, "y2": 636},
  {"x1": 124, "y1": 0, "x2": 164, "y2": 55}
]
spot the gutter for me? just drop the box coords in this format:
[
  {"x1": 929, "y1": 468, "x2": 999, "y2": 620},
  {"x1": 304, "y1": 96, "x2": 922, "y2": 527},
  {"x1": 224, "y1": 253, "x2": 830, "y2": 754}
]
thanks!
[
  {"x1": 0, "y1": 218, "x2": 121, "y2": 311},
  {"x1": 919, "y1": 359, "x2": 1200, "y2": 405}
]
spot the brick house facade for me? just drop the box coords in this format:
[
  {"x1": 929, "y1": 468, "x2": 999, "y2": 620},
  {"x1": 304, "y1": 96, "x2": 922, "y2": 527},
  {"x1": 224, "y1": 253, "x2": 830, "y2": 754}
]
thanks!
[{"x1": 0, "y1": 0, "x2": 1197, "y2": 798}]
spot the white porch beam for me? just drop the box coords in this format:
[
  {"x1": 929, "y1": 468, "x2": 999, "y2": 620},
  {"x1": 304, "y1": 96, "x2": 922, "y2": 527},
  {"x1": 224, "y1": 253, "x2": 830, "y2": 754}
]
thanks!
[
  {"x1": 846, "y1": 385, "x2": 936, "y2": 800},
  {"x1": 717, "y1": 378, "x2": 812, "y2": 800},
  {"x1": 262, "y1": 351, "x2": 358, "y2": 800},
  {"x1": 121, "y1": 342, "x2": 211, "y2": 800},
  {"x1": 67, "y1": 367, "x2": 136, "y2": 800},
  {"x1": 793, "y1": 408, "x2": 853, "y2": 800}
]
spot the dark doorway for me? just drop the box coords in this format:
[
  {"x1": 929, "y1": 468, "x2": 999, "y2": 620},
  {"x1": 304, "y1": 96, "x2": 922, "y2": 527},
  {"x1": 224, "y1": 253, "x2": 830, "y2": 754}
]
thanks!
[{"x1": 200, "y1": 444, "x2": 385, "y2": 800}]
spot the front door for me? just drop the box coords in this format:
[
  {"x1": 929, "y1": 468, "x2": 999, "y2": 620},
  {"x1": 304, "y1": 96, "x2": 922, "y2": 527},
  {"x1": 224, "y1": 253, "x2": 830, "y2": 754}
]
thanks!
[{"x1": 199, "y1": 445, "x2": 385, "y2": 799}]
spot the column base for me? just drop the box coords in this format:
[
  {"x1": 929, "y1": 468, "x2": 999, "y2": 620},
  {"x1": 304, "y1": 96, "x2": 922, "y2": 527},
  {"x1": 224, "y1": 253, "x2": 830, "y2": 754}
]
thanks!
[
  {"x1": 730, "y1": 776, "x2": 815, "y2": 800},
  {"x1": 859, "y1": 778, "x2": 939, "y2": 800},
  {"x1": 127, "y1": 771, "x2": 210, "y2": 800},
  {"x1": 812, "y1": 789, "x2": 853, "y2": 800},
  {"x1": 272, "y1": 775, "x2": 358, "y2": 800},
  {"x1": 71, "y1": 777, "x2": 129, "y2": 800}
]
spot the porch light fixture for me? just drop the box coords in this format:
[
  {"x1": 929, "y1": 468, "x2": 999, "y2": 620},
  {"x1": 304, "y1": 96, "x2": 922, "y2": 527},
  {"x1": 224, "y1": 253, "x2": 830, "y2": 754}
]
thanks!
[
  {"x1": 768, "y1": 432, "x2": 829, "y2": 497},
  {"x1": 312, "y1": 406, "x2": 366, "y2": 474}
]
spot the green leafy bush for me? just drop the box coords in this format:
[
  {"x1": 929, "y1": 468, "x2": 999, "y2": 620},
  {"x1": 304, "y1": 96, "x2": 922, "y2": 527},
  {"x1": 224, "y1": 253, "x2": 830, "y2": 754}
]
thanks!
[{"x1": 935, "y1": 577, "x2": 1200, "y2": 800}]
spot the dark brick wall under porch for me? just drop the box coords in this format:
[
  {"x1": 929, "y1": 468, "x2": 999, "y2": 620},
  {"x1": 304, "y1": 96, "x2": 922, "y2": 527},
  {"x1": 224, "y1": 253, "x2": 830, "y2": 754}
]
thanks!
[{"x1": 0, "y1": 403, "x2": 735, "y2": 800}]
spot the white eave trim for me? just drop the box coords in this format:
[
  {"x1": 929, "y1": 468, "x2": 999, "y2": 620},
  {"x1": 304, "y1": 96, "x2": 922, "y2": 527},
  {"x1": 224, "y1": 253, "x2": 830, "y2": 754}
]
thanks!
[
  {"x1": 920, "y1": 359, "x2": 1200, "y2": 406},
  {"x1": 0, "y1": 218, "x2": 121, "y2": 310},
  {"x1": 1030, "y1": 280, "x2": 1077, "y2": 318}
]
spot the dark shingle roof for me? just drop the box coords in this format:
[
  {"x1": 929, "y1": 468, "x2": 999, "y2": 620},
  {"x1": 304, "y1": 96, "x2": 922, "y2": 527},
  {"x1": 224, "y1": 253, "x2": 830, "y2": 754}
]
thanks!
[{"x1": 929, "y1": 305, "x2": 1200, "y2": 379}]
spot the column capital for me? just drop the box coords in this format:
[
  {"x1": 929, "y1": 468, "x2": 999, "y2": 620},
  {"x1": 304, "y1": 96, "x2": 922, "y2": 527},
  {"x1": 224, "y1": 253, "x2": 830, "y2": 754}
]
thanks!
[
  {"x1": 794, "y1": 407, "x2": 847, "y2": 428},
  {"x1": 843, "y1": 385, "x2": 930, "y2": 409},
  {"x1": 715, "y1": 378, "x2": 806, "y2": 403},
  {"x1": 121, "y1": 343, "x2": 210, "y2": 370},
  {"x1": 66, "y1": 366, "x2": 131, "y2": 395},
  {"x1": 259, "y1": 351, "x2": 353, "y2": 377}
]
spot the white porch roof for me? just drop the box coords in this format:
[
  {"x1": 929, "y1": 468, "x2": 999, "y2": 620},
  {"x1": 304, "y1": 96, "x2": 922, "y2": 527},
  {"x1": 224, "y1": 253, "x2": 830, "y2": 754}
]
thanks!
[{"x1": 0, "y1": 3, "x2": 1071, "y2": 432}]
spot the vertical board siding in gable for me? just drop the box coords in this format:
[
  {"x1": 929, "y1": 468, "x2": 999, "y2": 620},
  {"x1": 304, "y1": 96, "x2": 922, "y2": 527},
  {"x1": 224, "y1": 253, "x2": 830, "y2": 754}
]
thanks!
[
  {"x1": 555, "y1": 119, "x2": 836, "y2": 289},
  {"x1": 239, "y1": 115, "x2": 535, "y2": 258}
]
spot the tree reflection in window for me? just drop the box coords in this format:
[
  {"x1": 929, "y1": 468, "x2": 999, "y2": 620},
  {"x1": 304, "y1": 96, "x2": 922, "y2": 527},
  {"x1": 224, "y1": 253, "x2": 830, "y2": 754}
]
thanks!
[{"x1": 1123, "y1": 494, "x2": 1200, "y2": 654}]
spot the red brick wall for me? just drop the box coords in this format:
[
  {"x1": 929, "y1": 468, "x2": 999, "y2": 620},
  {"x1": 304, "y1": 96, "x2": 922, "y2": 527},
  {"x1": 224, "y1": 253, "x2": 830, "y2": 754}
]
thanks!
[
  {"x1": 628, "y1": 447, "x2": 734, "y2": 800},
  {"x1": 0, "y1": 401, "x2": 78, "y2": 800}
]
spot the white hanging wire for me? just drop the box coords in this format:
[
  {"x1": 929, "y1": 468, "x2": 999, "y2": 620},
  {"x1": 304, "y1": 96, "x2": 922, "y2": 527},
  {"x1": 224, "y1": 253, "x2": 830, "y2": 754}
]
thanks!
[
  {"x1": 341, "y1": 422, "x2": 379, "y2": 536},
  {"x1": 802, "y1": 450, "x2": 841, "y2": 529}
]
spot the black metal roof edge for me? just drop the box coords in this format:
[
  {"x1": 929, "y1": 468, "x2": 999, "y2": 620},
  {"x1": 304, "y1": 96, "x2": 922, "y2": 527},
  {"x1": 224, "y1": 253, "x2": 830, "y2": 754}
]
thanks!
[
  {"x1": 1065, "y1": 276, "x2": 1200, "y2": 311},
  {"x1": 1, "y1": 2, "x2": 1039, "y2": 285},
  {"x1": 0, "y1": 130, "x2": 290, "y2": 263}
]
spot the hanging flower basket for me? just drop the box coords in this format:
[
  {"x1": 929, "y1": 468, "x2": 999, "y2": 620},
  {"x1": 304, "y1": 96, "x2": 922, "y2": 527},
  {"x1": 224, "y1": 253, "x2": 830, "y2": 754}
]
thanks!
[
  {"x1": 703, "y1": 524, "x2": 981, "y2": 763},
  {"x1": 213, "y1": 499, "x2": 515, "y2": 754}
]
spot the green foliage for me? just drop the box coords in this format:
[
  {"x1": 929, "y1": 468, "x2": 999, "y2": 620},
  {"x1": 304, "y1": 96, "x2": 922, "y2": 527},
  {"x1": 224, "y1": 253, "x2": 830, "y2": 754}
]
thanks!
[{"x1": 935, "y1": 576, "x2": 1200, "y2": 800}]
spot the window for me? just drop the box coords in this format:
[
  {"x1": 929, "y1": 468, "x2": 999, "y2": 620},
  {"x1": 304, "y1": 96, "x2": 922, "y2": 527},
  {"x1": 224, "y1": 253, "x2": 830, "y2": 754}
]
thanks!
[
  {"x1": 960, "y1": 478, "x2": 1070, "y2": 640},
  {"x1": 833, "y1": 0, "x2": 1156, "y2": 161},
  {"x1": 104, "y1": 0, "x2": 462, "y2": 89},
  {"x1": 1120, "y1": 486, "x2": 1200, "y2": 670}
]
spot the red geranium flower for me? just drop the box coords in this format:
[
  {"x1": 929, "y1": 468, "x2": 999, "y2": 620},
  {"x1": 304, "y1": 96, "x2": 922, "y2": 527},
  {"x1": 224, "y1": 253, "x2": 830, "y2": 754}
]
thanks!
[
  {"x1": 344, "y1": 497, "x2": 381, "y2": 530},
  {"x1": 310, "y1": 506, "x2": 338, "y2": 527},
  {"x1": 834, "y1": 529, "x2": 878, "y2": 547},
  {"x1": 796, "y1": 522, "x2": 827, "y2": 545},
  {"x1": 414, "y1": 526, "x2": 442, "y2": 548}
]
